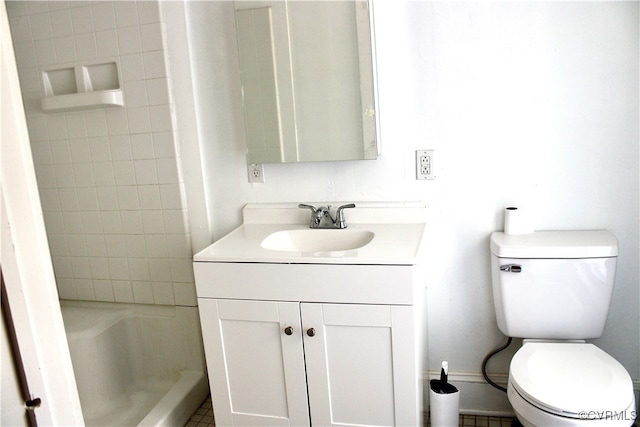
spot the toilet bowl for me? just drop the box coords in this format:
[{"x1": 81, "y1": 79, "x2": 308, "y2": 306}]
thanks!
[
  {"x1": 490, "y1": 230, "x2": 636, "y2": 427},
  {"x1": 507, "y1": 341, "x2": 635, "y2": 427}
]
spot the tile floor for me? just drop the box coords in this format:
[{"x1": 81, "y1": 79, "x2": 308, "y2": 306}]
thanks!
[{"x1": 184, "y1": 395, "x2": 518, "y2": 427}]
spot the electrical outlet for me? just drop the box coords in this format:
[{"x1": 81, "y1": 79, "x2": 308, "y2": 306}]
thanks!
[
  {"x1": 248, "y1": 163, "x2": 264, "y2": 183},
  {"x1": 416, "y1": 150, "x2": 435, "y2": 180}
]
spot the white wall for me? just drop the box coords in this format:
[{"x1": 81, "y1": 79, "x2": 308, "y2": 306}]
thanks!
[{"x1": 181, "y1": 0, "x2": 639, "y2": 414}]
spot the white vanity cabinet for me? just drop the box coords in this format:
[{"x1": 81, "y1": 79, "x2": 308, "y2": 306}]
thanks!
[
  {"x1": 194, "y1": 262, "x2": 425, "y2": 427},
  {"x1": 193, "y1": 203, "x2": 428, "y2": 427}
]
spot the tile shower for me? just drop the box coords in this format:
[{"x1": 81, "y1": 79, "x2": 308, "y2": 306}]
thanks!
[{"x1": 7, "y1": 0, "x2": 196, "y2": 306}]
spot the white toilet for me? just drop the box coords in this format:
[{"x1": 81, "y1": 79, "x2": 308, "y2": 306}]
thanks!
[{"x1": 490, "y1": 230, "x2": 636, "y2": 427}]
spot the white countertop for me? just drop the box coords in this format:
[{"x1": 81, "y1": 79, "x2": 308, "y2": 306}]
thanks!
[{"x1": 193, "y1": 202, "x2": 428, "y2": 265}]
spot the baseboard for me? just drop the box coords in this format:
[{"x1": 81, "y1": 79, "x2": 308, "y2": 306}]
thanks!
[{"x1": 426, "y1": 373, "x2": 640, "y2": 419}]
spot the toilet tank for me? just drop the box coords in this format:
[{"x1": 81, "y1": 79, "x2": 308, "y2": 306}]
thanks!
[{"x1": 490, "y1": 230, "x2": 618, "y2": 339}]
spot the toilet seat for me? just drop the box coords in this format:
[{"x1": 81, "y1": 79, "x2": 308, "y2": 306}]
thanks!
[{"x1": 510, "y1": 342, "x2": 633, "y2": 419}]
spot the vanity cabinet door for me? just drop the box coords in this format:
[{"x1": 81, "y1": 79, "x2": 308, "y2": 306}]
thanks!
[
  {"x1": 301, "y1": 303, "x2": 418, "y2": 427},
  {"x1": 198, "y1": 299, "x2": 310, "y2": 426}
]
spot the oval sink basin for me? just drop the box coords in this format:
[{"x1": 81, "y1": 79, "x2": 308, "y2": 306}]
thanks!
[{"x1": 261, "y1": 229, "x2": 375, "y2": 253}]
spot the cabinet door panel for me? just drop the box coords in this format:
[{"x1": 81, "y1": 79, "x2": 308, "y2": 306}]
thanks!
[
  {"x1": 302, "y1": 303, "x2": 417, "y2": 427},
  {"x1": 199, "y1": 299, "x2": 309, "y2": 426}
]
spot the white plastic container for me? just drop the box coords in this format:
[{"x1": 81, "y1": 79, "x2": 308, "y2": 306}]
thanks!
[{"x1": 429, "y1": 361, "x2": 460, "y2": 427}]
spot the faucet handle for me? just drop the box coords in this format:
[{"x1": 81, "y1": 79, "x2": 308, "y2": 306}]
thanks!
[
  {"x1": 298, "y1": 203, "x2": 317, "y2": 212},
  {"x1": 335, "y1": 203, "x2": 356, "y2": 229}
]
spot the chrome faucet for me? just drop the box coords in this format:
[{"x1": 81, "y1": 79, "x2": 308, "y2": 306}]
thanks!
[{"x1": 298, "y1": 203, "x2": 356, "y2": 229}]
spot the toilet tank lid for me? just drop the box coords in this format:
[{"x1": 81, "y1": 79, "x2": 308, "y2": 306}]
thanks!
[{"x1": 490, "y1": 230, "x2": 618, "y2": 258}]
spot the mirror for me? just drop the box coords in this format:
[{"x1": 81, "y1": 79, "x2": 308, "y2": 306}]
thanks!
[{"x1": 234, "y1": 0, "x2": 379, "y2": 164}]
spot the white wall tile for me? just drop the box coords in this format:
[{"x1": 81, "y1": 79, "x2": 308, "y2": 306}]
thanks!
[
  {"x1": 112, "y1": 280, "x2": 134, "y2": 303},
  {"x1": 74, "y1": 279, "x2": 96, "y2": 301},
  {"x1": 128, "y1": 258, "x2": 150, "y2": 279},
  {"x1": 138, "y1": 185, "x2": 162, "y2": 210},
  {"x1": 134, "y1": 159, "x2": 157, "y2": 185},
  {"x1": 145, "y1": 78, "x2": 169, "y2": 106},
  {"x1": 89, "y1": 257, "x2": 111, "y2": 280},
  {"x1": 48, "y1": 140, "x2": 72, "y2": 164},
  {"x1": 89, "y1": 137, "x2": 112, "y2": 162},
  {"x1": 100, "y1": 211, "x2": 123, "y2": 235},
  {"x1": 124, "y1": 81, "x2": 148, "y2": 108},
  {"x1": 104, "y1": 234, "x2": 125, "y2": 257},
  {"x1": 159, "y1": 183, "x2": 184, "y2": 209},
  {"x1": 70, "y1": 5, "x2": 93, "y2": 35},
  {"x1": 149, "y1": 105, "x2": 172, "y2": 132},
  {"x1": 145, "y1": 234, "x2": 168, "y2": 258},
  {"x1": 137, "y1": 2, "x2": 161, "y2": 25},
  {"x1": 165, "y1": 234, "x2": 192, "y2": 259},
  {"x1": 141, "y1": 211, "x2": 164, "y2": 234},
  {"x1": 69, "y1": 138, "x2": 91, "y2": 163},
  {"x1": 17, "y1": 66, "x2": 41, "y2": 94},
  {"x1": 66, "y1": 235, "x2": 87, "y2": 257},
  {"x1": 53, "y1": 164, "x2": 76, "y2": 188},
  {"x1": 170, "y1": 258, "x2": 194, "y2": 283},
  {"x1": 32, "y1": 141, "x2": 53, "y2": 165},
  {"x1": 57, "y1": 188, "x2": 79, "y2": 211},
  {"x1": 148, "y1": 259, "x2": 172, "y2": 282},
  {"x1": 105, "y1": 109, "x2": 129, "y2": 136},
  {"x1": 117, "y1": 26, "x2": 142, "y2": 55},
  {"x1": 95, "y1": 29, "x2": 119, "y2": 58},
  {"x1": 92, "y1": 2, "x2": 116, "y2": 32},
  {"x1": 84, "y1": 233, "x2": 107, "y2": 256},
  {"x1": 50, "y1": 9, "x2": 73, "y2": 38},
  {"x1": 121, "y1": 210, "x2": 143, "y2": 234},
  {"x1": 151, "y1": 282, "x2": 174, "y2": 305},
  {"x1": 96, "y1": 187, "x2": 119, "y2": 211},
  {"x1": 76, "y1": 187, "x2": 98, "y2": 210},
  {"x1": 74, "y1": 33, "x2": 97, "y2": 60},
  {"x1": 140, "y1": 22, "x2": 164, "y2": 52},
  {"x1": 173, "y1": 283, "x2": 197, "y2": 307},
  {"x1": 152, "y1": 132, "x2": 176, "y2": 158},
  {"x1": 131, "y1": 134, "x2": 154, "y2": 159},
  {"x1": 124, "y1": 235, "x2": 147, "y2": 258},
  {"x1": 48, "y1": 234, "x2": 69, "y2": 258},
  {"x1": 66, "y1": 114, "x2": 88, "y2": 139},
  {"x1": 57, "y1": 278, "x2": 78, "y2": 300},
  {"x1": 156, "y1": 158, "x2": 179, "y2": 184},
  {"x1": 62, "y1": 211, "x2": 83, "y2": 234},
  {"x1": 127, "y1": 107, "x2": 151, "y2": 134},
  {"x1": 116, "y1": 186, "x2": 140, "y2": 210},
  {"x1": 54, "y1": 36, "x2": 77, "y2": 63},
  {"x1": 34, "y1": 39, "x2": 57, "y2": 65},
  {"x1": 120, "y1": 53, "x2": 145, "y2": 82},
  {"x1": 39, "y1": 188, "x2": 62, "y2": 212},
  {"x1": 85, "y1": 111, "x2": 109, "y2": 137},
  {"x1": 52, "y1": 256, "x2": 73, "y2": 278},
  {"x1": 47, "y1": 116, "x2": 69, "y2": 141},
  {"x1": 71, "y1": 256, "x2": 91, "y2": 279},
  {"x1": 114, "y1": 2, "x2": 139, "y2": 28},
  {"x1": 109, "y1": 135, "x2": 132, "y2": 160},
  {"x1": 81, "y1": 212, "x2": 103, "y2": 234},
  {"x1": 9, "y1": 15, "x2": 32, "y2": 42},
  {"x1": 43, "y1": 211, "x2": 65, "y2": 234},
  {"x1": 113, "y1": 161, "x2": 136, "y2": 185},
  {"x1": 143, "y1": 51, "x2": 167, "y2": 79},
  {"x1": 93, "y1": 280, "x2": 115, "y2": 302},
  {"x1": 132, "y1": 281, "x2": 153, "y2": 304},
  {"x1": 108, "y1": 258, "x2": 130, "y2": 280},
  {"x1": 163, "y1": 210, "x2": 187, "y2": 235},
  {"x1": 73, "y1": 164, "x2": 96, "y2": 188},
  {"x1": 93, "y1": 162, "x2": 116, "y2": 186},
  {"x1": 29, "y1": 12, "x2": 53, "y2": 40}
]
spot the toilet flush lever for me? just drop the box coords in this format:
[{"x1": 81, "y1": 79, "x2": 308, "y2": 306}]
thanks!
[{"x1": 500, "y1": 264, "x2": 522, "y2": 273}]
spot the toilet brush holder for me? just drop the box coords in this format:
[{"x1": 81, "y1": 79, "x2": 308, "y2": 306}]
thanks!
[
  {"x1": 429, "y1": 388, "x2": 460, "y2": 427},
  {"x1": 429, "y1": 361, "x2": 459, "y2": 427}
]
